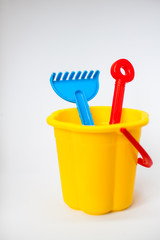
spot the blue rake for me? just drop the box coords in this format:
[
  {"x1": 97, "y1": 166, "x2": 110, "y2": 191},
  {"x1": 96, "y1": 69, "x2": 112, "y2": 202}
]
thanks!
[{"x1": 50, "y1": 70, "x2": 100, "y2": 125}]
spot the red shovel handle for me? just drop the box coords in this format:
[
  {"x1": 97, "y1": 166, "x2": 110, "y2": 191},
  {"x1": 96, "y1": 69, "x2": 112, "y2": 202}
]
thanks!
[
  {"x1": 120, "y1": 128, "x2": 153, "y2": 168},
  {"x1": 109, "y1": 59, "x2": 135, "y2": 124}
]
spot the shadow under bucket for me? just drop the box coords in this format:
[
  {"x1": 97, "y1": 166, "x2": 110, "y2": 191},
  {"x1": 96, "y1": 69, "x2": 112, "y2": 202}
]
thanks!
[{"x1": 47, "y1": 106, "x2": 149, "y2": 215}]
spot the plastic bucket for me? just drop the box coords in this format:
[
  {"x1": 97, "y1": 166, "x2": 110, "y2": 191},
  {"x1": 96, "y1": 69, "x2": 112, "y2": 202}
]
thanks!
[{"x1": 47, "y1": 106, "x2": 149, "y2": 215}]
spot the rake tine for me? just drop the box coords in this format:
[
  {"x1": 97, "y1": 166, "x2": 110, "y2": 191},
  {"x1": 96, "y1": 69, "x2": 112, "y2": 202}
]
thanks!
[
  {"x1": 62, "y1": 72, "x2": 69, "y2": 80},
  {"x1": 50, "y1": 72, "x2": 56, "y2": 82},
  {"x1": 56, "y1": 72, "x2": 62, "y2": 81},
  {"x1": 87, "y1": 70, "x2": 94, "y2": 79},
  {"x1": 81, "y1": 71, "x2": 88, "y2": 79},
  {"x1": 93, "y1": 70, "x2": 100, "y2": 78},
  {"x1": 75, "y1": 71, "x2": 82, "y2": 79},
  {"x1": 69, "y1": 71, "x2": 75, "y2": 80}
]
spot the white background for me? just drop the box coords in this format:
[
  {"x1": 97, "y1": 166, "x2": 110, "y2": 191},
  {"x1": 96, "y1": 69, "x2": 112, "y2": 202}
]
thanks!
[{"x1": 1, "y1": 0, "x2": 160, "y2": 239}]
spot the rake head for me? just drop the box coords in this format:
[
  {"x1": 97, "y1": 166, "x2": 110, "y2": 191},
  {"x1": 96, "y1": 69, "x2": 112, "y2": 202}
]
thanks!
[{"x1": 50, "y1": 70, "x2": 100, "y2": 103}]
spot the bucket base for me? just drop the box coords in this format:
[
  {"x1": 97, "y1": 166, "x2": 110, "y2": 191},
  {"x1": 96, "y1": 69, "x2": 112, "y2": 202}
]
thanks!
[{"x1": 64, "y1": 199, "x2": 133, "y2": 215}]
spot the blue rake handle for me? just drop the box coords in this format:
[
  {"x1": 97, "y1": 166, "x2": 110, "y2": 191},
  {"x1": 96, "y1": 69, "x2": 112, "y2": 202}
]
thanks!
[{"x1": 75, "y1": 91, "x2": 94, "y2": 125}]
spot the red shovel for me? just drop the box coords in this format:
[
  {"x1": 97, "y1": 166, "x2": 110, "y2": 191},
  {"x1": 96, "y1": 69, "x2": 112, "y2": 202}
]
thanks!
[{"x1": 109, "y1": 59, "x2": 153, "y2": 168}]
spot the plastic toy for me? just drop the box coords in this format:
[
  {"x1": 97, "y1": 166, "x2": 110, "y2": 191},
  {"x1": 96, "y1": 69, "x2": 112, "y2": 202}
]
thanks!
[
  {"x1": 109, "y1": 59, "x2": 152, "y2": 167},
  {"x1": 47, "y1": 107, "x2": 151, "y2": 214},
  {"x1": 47, "y1": 59, "x2": 153, "y2": 215},
  {"x1": 120, "y1": 128, "x2": 153, "y2": 167},
  {"x1": 50, "y1": 70, "x2": 100, "y2": 125},
  {"x1": 109, "y1": 59, "x2": 135, "y2": 124}
]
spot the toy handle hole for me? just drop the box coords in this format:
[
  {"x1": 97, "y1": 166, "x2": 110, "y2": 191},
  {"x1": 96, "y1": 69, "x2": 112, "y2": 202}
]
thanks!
[{"x1": 120, "y1": 67, "x2": 126, "y2": 75}]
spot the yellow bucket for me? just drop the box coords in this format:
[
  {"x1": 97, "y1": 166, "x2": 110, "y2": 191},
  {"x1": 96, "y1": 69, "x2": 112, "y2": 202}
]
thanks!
[{"x1": 47, "y1": 106, "x2": 149, "y2": 215}]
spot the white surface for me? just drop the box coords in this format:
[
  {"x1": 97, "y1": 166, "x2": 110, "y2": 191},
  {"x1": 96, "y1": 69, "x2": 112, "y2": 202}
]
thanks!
[{"x1": 1, "y1": 0, "x2": 160, "y2": 239}]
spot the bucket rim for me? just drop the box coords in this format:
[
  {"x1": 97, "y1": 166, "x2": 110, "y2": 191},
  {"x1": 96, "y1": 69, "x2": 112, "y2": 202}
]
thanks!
[{"x1": 47, "y1": 106, "x2": 149, "y2": 133}]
